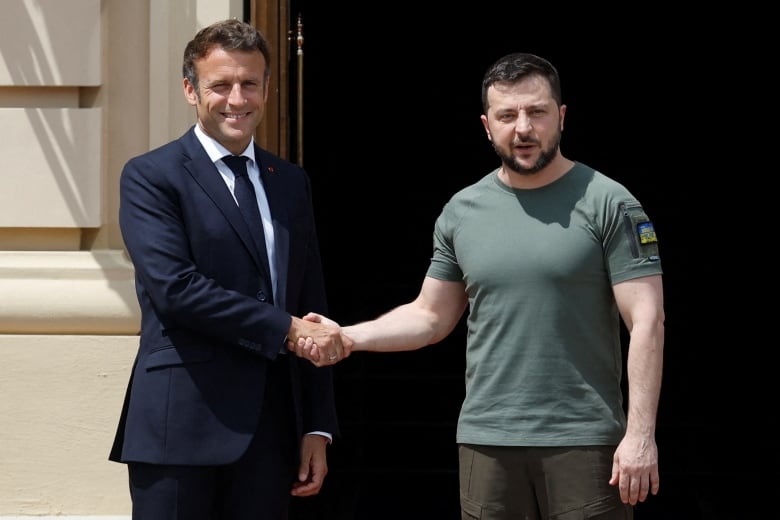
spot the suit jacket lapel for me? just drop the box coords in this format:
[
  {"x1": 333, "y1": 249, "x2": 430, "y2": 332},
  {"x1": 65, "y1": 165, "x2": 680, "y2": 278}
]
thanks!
[
  {"x1": 256, "y1": 146, "x2": 289, "y2": 309},
  {"x1": 181, "y1": 130, "x2": 273, "y2": 282}
]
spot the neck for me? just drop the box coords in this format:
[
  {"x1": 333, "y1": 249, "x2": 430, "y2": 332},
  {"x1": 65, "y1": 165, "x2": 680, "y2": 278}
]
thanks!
[{"x1": 499, "y1": 155, "x2": 574, "y2": 189}]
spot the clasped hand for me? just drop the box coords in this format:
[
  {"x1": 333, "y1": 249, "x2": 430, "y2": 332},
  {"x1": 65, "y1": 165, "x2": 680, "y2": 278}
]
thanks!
[{"x1": 287, "y1": 312, "x2": 352, "y2": 367}]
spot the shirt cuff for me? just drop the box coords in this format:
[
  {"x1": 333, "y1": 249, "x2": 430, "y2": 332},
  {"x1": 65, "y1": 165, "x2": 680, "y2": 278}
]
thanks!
[{"x1": 306, "y1": 431, "x2": 333, "y2": 444}]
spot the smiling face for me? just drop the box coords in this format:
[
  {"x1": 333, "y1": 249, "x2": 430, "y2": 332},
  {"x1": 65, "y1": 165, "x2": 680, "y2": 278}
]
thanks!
[
  {"x1": 183, "y1": 46, "x2": 269, "y2": 155},
  {"x1": 481, "y1": 74, "x2": 566, "y2": 177}
]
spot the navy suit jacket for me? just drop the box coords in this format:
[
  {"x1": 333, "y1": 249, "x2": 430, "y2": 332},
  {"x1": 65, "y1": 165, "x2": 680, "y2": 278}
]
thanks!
[{"x1": 110, "y1": 127, "x2": 338, "y2": 466}]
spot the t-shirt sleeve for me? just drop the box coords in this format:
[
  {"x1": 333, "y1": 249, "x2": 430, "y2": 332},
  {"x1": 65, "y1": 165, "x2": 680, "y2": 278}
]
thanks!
[
  {"x1": 605, "y1": 196, "x2": 663, "y2": 284},
  {"x1": 426, "y1": 203, "x2": 464, "y2": 282}
]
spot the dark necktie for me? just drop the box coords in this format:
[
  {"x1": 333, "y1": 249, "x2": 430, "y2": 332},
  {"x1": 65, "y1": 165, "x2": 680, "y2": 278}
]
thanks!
[{"x1": 222, "y1": 155, "x2": 271, "y2": 278}]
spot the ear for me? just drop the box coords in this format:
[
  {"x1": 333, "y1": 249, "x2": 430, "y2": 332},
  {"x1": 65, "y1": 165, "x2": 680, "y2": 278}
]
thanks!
[
  {"x1": 480, "y1": 115, "x2": 492, "y2": 140},
  {"x1": 183, "y1": 78, "x2": 198, "y2": 106},
  {"x1": 559, "y1": 104, "x2": 567, "y2": 131}
]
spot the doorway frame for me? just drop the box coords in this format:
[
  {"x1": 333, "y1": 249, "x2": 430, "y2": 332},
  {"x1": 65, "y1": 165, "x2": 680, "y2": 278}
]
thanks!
[{"x1": 251, "y1": 0, "x2": 293, "y2": 161}]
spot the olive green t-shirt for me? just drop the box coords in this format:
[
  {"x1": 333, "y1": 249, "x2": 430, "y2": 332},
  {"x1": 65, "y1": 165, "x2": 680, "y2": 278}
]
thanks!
[{"x1": 427, "y1": 162, "x2": 662, "y2": 446}]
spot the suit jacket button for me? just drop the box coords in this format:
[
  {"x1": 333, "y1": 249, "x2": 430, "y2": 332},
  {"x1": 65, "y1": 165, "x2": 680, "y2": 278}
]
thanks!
[{"x1": 257, "y1": 291, "x2": 268, "y2": 302}]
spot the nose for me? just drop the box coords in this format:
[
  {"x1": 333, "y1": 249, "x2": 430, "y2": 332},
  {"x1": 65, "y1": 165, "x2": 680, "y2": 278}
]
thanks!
[
  {"x1": 227, "y1": 83, "x2": 245, "y2": 105},
  {"x1": 515, "y1": 113, "x2": 533, "y2": 133}
]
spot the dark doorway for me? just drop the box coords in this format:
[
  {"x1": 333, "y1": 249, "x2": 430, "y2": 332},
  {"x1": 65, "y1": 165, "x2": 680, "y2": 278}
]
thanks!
[{"x1": 285, "y1": 4, "x2": 769, "y2": 519}]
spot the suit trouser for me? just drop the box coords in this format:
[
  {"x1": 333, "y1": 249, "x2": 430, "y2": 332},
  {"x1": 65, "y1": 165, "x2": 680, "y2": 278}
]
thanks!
[
  {"x1": 128, "y1": 354, "x2": 297, "y2": 520},
  {"x1": 459, "y1": 444, "x2": 633, "y2": 520}
]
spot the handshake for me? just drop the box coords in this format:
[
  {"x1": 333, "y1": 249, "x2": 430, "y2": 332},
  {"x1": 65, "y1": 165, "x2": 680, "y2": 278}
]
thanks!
[{"x1": 286, "y1": 312, "x2": 352, "y2": 367}]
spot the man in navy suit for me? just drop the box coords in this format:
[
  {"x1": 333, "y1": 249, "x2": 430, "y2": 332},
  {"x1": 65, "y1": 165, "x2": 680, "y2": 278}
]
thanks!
[{"x1": 109, "y1": 18, "x2": 348, "y2": 519}]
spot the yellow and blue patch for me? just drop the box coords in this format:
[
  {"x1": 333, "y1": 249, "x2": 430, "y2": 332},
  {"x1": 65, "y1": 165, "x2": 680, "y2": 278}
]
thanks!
[{"x1": 637, "y1": 221, "x2": 658, "y2": 245}]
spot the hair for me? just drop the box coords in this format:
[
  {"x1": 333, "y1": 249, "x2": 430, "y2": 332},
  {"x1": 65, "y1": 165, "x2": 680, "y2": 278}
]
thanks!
[
  {"x1": 481, "y1": 53, "x2": 562, "y2": 113},
  {"x1": 182, "y1": 18, "x2": 271, "y2": 94}
]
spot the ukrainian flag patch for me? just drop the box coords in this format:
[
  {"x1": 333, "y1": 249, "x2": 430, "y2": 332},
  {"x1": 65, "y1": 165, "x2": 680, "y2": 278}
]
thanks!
[{"x1": 637, "y1": 221, "x2": 658, "y2": 245}]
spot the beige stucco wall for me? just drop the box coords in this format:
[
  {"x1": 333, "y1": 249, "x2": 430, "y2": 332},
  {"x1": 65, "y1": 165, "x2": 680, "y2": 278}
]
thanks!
[{"x1": 0, "y1": 0, "x2": 245, "y2": 516}]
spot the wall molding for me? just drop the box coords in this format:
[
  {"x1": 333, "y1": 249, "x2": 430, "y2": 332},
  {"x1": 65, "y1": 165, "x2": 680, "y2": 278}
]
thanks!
[{"x1": 0, "y1": 250, "x2": 139, "y2": 334}]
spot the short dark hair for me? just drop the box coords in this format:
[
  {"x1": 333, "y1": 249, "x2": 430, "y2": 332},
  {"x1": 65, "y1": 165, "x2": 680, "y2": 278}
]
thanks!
[
  {"x1": 182, "y1": 18, "x2": 271, "y2": 93},
  {"x1": 481, "y1": 53, "x2": 562, "y2": 113}
]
